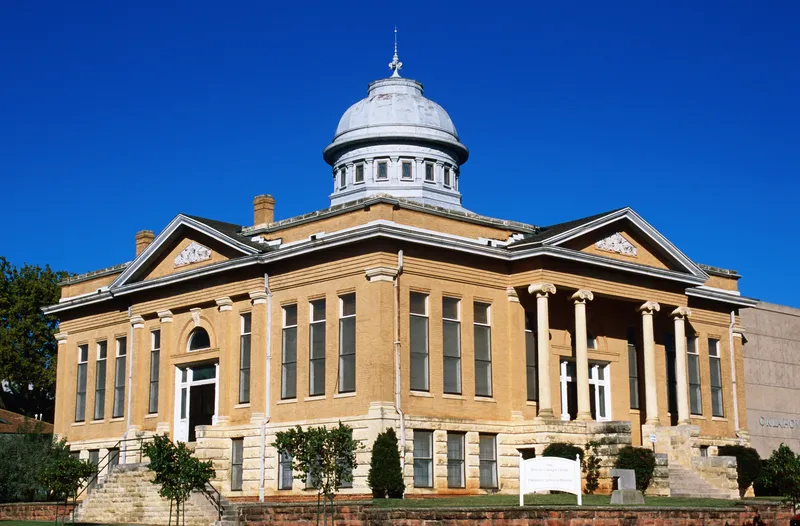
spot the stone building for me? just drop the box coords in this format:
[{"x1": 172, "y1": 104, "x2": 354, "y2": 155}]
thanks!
[{"x1": 46, "y1": 49, "x2": 757, "y2": 500}]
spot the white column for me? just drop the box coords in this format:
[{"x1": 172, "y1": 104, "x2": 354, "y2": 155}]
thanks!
[
  {"x1": 639, "y1": 301, "x2": 661, "y2": 425},
  {"x1": 672, "y1": 306, "x2": 692, "y2": 425},
  {"x1": 435, "y1": 161, "x2": 444, "y2": 184},
  {"x1": 572, "y1": 290, "x2": 594, "y2": 421},
  {"x1": 528, "y1": 283, "x2": 557, "y2": 419},
  {"x1": 365, "y1": 158, "x2": 374, "y2": 182},
  {"x1": 415, "y1": 157, "x2": 424, "y2": 181},
  {"x1": 390, "y1": 156, "x2": 399, "y2": 181}
]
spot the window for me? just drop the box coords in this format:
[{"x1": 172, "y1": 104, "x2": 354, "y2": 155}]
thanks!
[
  {"x1": 231, "y1": 438, "x2": 244, "y2": 491},
  {"x1": 108, "y1": 448, "x2": 119, "y2": 473},
  {"x1": 75, "y1": 345, "x2": 88, "y2": 422},
  {"x1": 149, "y1": 331, "x2": 160, "y2": 414},
  {"x1": 479, "y1": 434, "x2": 498, "y2": 488},
  {"x1": 474, "y1": 302, "x2": 493, "y2": 397},
  {"x1": 339, "y1": 167, "x2": 346, "y2": 188},
  {"x1": 413, "y1": 430, "x2": 433, "y2": 487},
  {"x1": 339, "y1": 293, "x2": 356, "y2": 393},
  {"x1": 442, "y1": 297, "x2": 461, "y2": 395},
  {"x1": 425, "y1": 162, "x2": 435, "y2": 182},
  {"x1": 665, "y1": 333, "x2": 677, "y2": 414},
  {"x1": 188, "y1": 328, "x2": 210, "y2": 352},
  {"x1": 688, "y1": 336, "x2": 702, "y2": 415},
  {"x1": 410, "y1": 292, "x2": 429, "y2": 392},
  {"x1": 309, "y1": 299, "x2": 326, "y2": 396},
  {"x1": 525, "y1": 314, "x2": 537, "y2": 402},
  {"x1": 709, "y1": 338, "x2": 724, "y2": 417},
  {"x1": 94, "y1": 341, "x2": 107, "y2": 420},
  {"x1": 239, "y1": 313, "x2": 252, "y2": 404},
  {"x1": 282, "y1": 305, "x2": 298, "y2": 400},
  {"x1": 88, "y1": 449, "x2": 99, "y2": 490},
  {"x1": 627, "y1": 328, "x2": 639, "y2": 410},
  {"x1": 376, "y1": 161, "x2": 388, "y2": 180},
  {"x1": 354, "y1": 163, "x2": 364, "y2": 183},
  {"x1": 278, "y1": 451, "x2": 293, "y2": 490},
  {"x1": 447, "y1": 432, "x2": 465, "y2": 488},
  {"x1": 306, "y1": 457, "x2": 322, "y2": 489},
  {"x1": 112, "y1": 337, "x2": 126, "y2": 418},
  {"x1": 402, "y1": 161, "x2": 412, "y2": 180},
  {"x1": 443, "y1": 166, "x2": 452, "y2": 187}
]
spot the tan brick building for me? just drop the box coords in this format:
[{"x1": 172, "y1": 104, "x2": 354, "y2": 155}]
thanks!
[{"x1": 47, "y1": 56, "x2": 757, "y2": 500}]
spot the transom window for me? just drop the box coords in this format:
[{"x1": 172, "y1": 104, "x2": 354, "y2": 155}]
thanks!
[{"x1": 188, "y1": 328, "x2": 211, "y2": 352}]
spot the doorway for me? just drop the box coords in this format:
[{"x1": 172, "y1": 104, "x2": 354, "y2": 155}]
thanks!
[
  {"x1": 559, "y1": 359, "x2": 611, "y2": 421},
  {"x1": 173, "y1": 362, "x2": 218, "y2": 443}
]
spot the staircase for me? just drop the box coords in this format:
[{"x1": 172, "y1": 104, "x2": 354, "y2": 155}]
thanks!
[
  {"x1": 73, "y1": 463, "x2": 237, "y2": 526},
  {"x1": 668, "y1": 465, "x2": 735, "y2": 499}
]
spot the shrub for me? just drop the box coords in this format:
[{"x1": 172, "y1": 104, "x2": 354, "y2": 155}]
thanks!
[
  {"x1": 582, "y1": 442, "x2": 602, "y2": 495},
  {"x1": 614, "y1": 446, "x2": 656, "y2": 492},
  {"x1": 0, "y1": 419, "x2": 65, "y2": 503},
  {"x1": 757, "y1": 443, "x2": 800, "y2": 509},
  {"x1": 718, "y1": 445, "x2": 761, "y2": 497},
  {"x1": 367, "y1": 428, "x2": 405, "y2": 499},
  {"x1": 542, "y1": 442, "x2": 584, "y2": 461}
]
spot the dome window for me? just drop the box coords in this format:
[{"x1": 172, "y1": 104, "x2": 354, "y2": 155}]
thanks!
[
  {"x1": 355, "y1": 164, "x2": 364, "y2": 184},
  {"x1": 339, "y1": 168, "x2": 347, "y2": 189},
  {"x1": 443, "y1": 167, "x2": 452, "y2": 188},
  {"x1": 376, "y1": 161, "x2": 388, "y2": 180},
  {"x1": 188, "y1": 328, "x2": 211, "y2": 352},
  {"x1": 425, "y1": 163, "x2": 435, "y2": 182},
  {"x1": 401, "y1": 161, "x2": 412, "y2": 180}
]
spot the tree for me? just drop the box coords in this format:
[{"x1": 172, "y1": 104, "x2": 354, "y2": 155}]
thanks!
[
  {"x1": 718, "y1": 445, "x2": 762, "y2": 497},
  {"x1": 39, "y1": 443, "x2": 95, "y2": 524},
  {"x1": 582, "y1": 441, "x2": 602, "y2": 495},
  {"x1": 0, "y1": 419, "x2": 56, "y2": 503},
  {"x1": 367, "y1": 428, "x2": 405, "y2": 499},
  {"x1": 0, "y1": 257, "x2": 67, "y2": 420},
  {"x1": 142, "y1": 436, "x2": 216, "y2": 526},
  {"x1": 614, "y1": 446, "x2": 656, "y2": 492},
  {"x1": 758, "y1": 443, "x2": 800, "y2": 510},
  {"x1": 273, "y1": 422, "x2": 361, "y2": 526}
]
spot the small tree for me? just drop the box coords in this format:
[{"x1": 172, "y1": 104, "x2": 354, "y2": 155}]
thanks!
[
  {"x1": 542, "y1": 442, "x2": 584, "y2": 461},
  {"x1": 614, "y1": 446, "x2": 656, "y2": 492},
  {"x1": 758, "y1": 443, "x2": 800, "y2": 510},
  {"x1": 367, "y1": 428, "x2": 405, "y2": 499},
  {"x1": 582, "y1": 441, "x2": 602, "y2": 495},
  {"x1": 142, "y1": 436, "x2": 216, "y2": 526},
  {"x1": 273, "y1": 422, "x2": 360, "y2": 526},
  {"x1": 0, "y1": 419, "x2": 56, "y2": 503},
  {"x1": 718, "y1": 445, "x2": 762, "y2": 497},
  {"x1": 39, "y1": 446, "x2": 95, "y2": 525}
]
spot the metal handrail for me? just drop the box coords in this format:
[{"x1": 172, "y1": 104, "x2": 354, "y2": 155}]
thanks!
[
  {"x1": 75, "y1": 435, "x2": 156, "y2": 502},
  {"x1": 201, "y1": 481, "x2": 223, "y2": 522}
]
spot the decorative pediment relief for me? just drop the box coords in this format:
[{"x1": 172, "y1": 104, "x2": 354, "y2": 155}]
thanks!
[
  {"x1": 595, "y1": 233, "x2": 637, "y2": 257},
  {"x1": 174, "y1": 241, "x2": 212, "y2": 267}
]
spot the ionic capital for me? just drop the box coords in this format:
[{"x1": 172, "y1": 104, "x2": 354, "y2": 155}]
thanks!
[
  {"x1": 671, "y1": 306, "x2": 692, "y2": 319},
  {"x1": 215, "y1": 297, "x2": 233, "y2": 312},
  {"x1": 130, "y1": 315, "x2": 145, "y2": 329},
  {"x1": 528, "y1": 282, "x2": 556, "y2": 298},
  {"x1": 158, "y1": 310, "x2": 173, "y2": 323},
  {"x1": 506, "y1": 287, "x2": 520, "y2": 303},
  {"x1": 638, "y1": 301, "x2": 661, "y2": 315},
  {"x1": 571, "y1": 289, "x2": 594, "y2": 304},
  {"x1": 249, "y1": 290, "x2": 268, "y2": 305}
]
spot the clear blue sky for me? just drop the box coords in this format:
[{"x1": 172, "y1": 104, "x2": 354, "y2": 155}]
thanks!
[{"x1": 1, "y1": 2, "x2": 798, "y2": 306}]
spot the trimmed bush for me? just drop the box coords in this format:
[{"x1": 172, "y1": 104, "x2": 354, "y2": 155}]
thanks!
[
  {"x1": 718, "y1": 445, "x2": 761, "y2": 497},
  {"x1": 367, "y1": 428, "x2": 405, "y2": 499},
  {"x1": 758, "y1": 443, "x2": 800, "y2": 509},
  {"x1": 542, "y1": 442, "x2": 584, "y2": 461},
  {"x1": 614, "y1": 446, "x2": 656, "y2": 492}
]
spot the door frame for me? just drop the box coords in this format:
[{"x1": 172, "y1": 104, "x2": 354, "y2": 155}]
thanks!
[
  {"x1": 173, "y1": 362, "x2": 219, "y2": 443},
  {"x1": 559, "y1": 359, "x2": 612, "y2": 422}
]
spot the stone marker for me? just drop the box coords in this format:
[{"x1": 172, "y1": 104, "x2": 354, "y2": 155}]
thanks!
[{"x1": 610, "y1": 468, "x2": 645, "y2": 505}]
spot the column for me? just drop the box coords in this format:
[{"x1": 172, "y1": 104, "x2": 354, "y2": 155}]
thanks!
[
  {"x1": 346, "y1": 162, "x2": 354, "y2": 187},
  {"x1": 435, "y1": 161, "x2": 444, "y2": 184},
  {"x1": 390, "y1": 156, "x2": 399, "y2": 180},
  {"x1": 415, "y1": 157, "x2": 424, "y2": 182},
  {"x1": 528, "y1": 283, "x2": 556, "y2": 419},
  {"x1": 365, "y1": 158, "x2": 374, "y2": 182},
  {"x1": 215, "y1": 297, "x2": 234, "y2": 425},
  {"x1": 639, "y1": 301, "x2": 661, "y2": 425},
  {"x1": 672, "y1": 307, "x2": 692, "y2": 425},
  {"x1": 572, "y1": 290, "x2": 594, "y2": 421}
]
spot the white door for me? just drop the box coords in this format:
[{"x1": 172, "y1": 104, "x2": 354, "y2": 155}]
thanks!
[
  {"x1": 588, "y1": 362, "x2": 611, "y2": 421},
  {"x1": 173, "y1": 367, "x2": 191, "y2": 443}
]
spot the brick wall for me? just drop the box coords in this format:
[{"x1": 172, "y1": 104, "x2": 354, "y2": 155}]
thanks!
[{"x1": 0, "y1": 502, "x2": 75, "y2": 521}]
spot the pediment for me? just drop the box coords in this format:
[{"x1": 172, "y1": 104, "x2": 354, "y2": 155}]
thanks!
[{"x1": 140, "y1": 235, "x2": 236, "y2": 282}]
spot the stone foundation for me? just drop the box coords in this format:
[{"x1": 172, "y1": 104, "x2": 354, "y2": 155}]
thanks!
[{"x1": 0, "y1": 502, "x2": 75, "y2": 521}]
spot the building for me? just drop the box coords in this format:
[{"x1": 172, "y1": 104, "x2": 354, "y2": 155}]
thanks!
[
  {"x1": 741, "y1": 302, "x2": 800, "y2": 457},
  {"x1": 46, "y1": 48, "x2": 759, "y2": 499},
  {"x1": 0, "y1": 408, "x2": 53, "y2": 435}
]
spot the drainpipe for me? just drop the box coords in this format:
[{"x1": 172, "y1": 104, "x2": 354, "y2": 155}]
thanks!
[
  {"x1": 729, "y1": 310, "x2": 740, "y2": 435},
  {"x1": 123, "y1": 306, "x2": 134, "y2": 463},
  {"x1": 259, "y1": 273, "x2": 273, "y2": 502},
  {"x1": 394, "y1": 250, "x2": 406, "y2": 451}
]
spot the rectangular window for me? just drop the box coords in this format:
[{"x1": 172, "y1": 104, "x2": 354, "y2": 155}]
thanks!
[
  {"x1": 239, "y1": 313, "x2": 252, "y2": 404},
  {"x1": 309, "y1": 299, "x2": 326, "y2": 396},
  {"x1": 474, "y1": 302, "x2": 493, "y2": 397},
  {"x1": 355, "y1": 163, "x2": 364, "y2": 183},
  {"x1": 112, "y1": 337, "x2": 126, "y2": 418},
  {"x1": 339, "y1": 167, "x2": 346, "y2": 188},
  {"x1": 231, "y1": 438, "x2": 244, "y2": 491},
  {"x1": 278, "y1": 451, "x2": 293, "y2": 490},
  {"x1": 425, "y1": 162, "x2": 435, "y2": 182},
  {"x1": 479, "y1": 434, "x2": 498, "y2": 488},
  {"x1": 339, "y1": 293, "x2": 356, "y2": 393},
  {"x1": 665, "y1": 333, "x2": 677, "y2": 414},
  {"x1": 443, "y1": 167, "x2": 452, "y2": 187},
  {"x1": 688, "y1": 336, "x2": 702, "y2": 415},
  {"x1": 377, "y1": 161, "x2": 388, "y2": 180},
  {"x1": 108, "y1": 448, "x2": 119, "y2": 472},
  {"x1": 402, "y1": 161, "x2": 412, "y2": 179},
  {"x1": 447, "y1": 432, "x2": 465, "y2": 488},
  {"x1": 149, "y1": 331, "x2": 160, "y2": 414},
  {"x1": 76, "y1": 345, "x2": 88, "y2": 422},
  {"x1": 282, "y1": 305, "x2": 298, "y2": 400},
  {"x1": 525, "y1": 313, "x2": 537, "y2": 402},
  {"x1": 88, "y1": 449, "x2": 99, "y2": 490},
  {"x1": 627, "y1": 328, "x2": 639, "y2": 409},
  {"x1": 410, "y1": 292, "x2": 429, "y2": 392},
  {"x1": 709, "y1": 338, "x2": 724, "y2": 417},
  {"x1": 94, "y1": 341, "x2": 107, "y2": 420},
  {"x1": 413, "y1": 430, "x2": 433, "y2": 488},
  {"x1": 442, "y1": 297, "x2": 461, "y2": 395}
]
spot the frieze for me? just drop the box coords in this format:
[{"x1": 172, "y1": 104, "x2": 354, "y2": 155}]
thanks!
[
  {"x1": 174, "y1": 241, "x2": 212, "y2": 267},
  {"x1": 595, "y1": 232, "x2": 638, "y2": 257}
]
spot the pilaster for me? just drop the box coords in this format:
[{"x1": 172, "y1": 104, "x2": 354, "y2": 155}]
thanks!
[{"x1": 157, "y1": 310, "x2": 173, "y2": 435}]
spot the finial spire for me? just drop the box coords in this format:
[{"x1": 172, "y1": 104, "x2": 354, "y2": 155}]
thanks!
[{"x1": 389, "y1": 26, "x2": 402, "y2": 78}]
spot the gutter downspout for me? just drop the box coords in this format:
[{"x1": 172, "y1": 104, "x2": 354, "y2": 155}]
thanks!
[
  {"x1": 124, "y1": 305, "x2": 134, "y2": 463},
  {"x1": 394, "y1": 250, "x2": 406, "y2": 451},
  {"x1": 259, "y1": 273, "x2": 273, "y2": 502},
  {"x1": 729, "y1": 310, "x2": 740, "y2": 436}
]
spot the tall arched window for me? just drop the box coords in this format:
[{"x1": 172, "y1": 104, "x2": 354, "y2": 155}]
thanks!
[{"x1": 188, "y1": 328, "x2": 211, "y2": 352}]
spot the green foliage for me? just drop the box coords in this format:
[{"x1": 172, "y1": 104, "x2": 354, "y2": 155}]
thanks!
[
  {"x1": 0, "y1": 419, "x2": 61, "y2": 502},
  {"x1": 542, "y1": 442, "x2": 584, "y2": 461},
  {"x1": 582, "y1": 441, "x2": 602, "y2": 495},
  {"x1": 142, "y1": 436, "x2": 215, "y2": 525},
  {"x1": 614, "y1": 446, "x2": 656, "y2": 492},
  {"x1": 38, "y1": 442, "x2": 95, "y2": 504},
  {"x1": 718, "y1": 445, "x2": 762, "y2": 496},
  {"x1": 0, "y1": 257, "x2": 67, "y2": 419},
  {"x1": 757, "y1": 443, "x2": 800, "y2": 509},
  {"x1": 367, "y1": 428, "x2": 405, "y2": 499}
]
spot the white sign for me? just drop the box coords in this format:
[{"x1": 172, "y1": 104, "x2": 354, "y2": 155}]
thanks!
[
  {"x1": 649, "y1": 433, "x2": 657, "y2": 443},
  {"x1": 519, "y1": 454, "x2": 582, "y2": 506}
]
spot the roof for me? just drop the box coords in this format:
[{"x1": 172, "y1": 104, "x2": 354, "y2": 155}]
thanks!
[
  {"x1": 0, "y1": 408, "x2": 54, "y2": 434},
  {"x1": 184, "y1": 214, "x2": 268, "y2": 251},
  {"x1": 509, "y1": 208, "x2": 625, "y2": 247}
]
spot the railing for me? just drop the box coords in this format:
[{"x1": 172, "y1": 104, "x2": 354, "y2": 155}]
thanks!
[
  {"x1": 75, "y1": 435, "x2": 156, "y2": 502},
  {"x1": 201, "y1": 481, "x2": 223, "y2": 523}
]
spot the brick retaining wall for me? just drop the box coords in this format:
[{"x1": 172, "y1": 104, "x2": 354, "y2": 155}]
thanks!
[
  {"x1": 239, "y1": 502, "x2": 792, "y2": 525},
  {"x1": 0, "y1": 502, "x2": 75, "y2": 521}
]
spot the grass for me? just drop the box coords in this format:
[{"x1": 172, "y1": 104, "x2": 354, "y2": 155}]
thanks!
[{"x1": 370, "y1": 493, "x2": 742, "y2": 508}]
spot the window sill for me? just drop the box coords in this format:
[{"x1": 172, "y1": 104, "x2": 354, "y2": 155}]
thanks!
[
  {"x1": 72, "y1": 422, "x2": 86, "y2": 427},
  {"x1": 234, "y1": 403, "x2": 250, "y2": 409},
  {"x1": 304, "y1": 395, "x2": 326, "y2": 402},
  {"x1": 690, "y1": 414, "x2": 704, "y2": 419},
  {"x1": 145, "y1": 414, "x2": 159, "y2": 419},
  {"x1": 334, "y1": 392, "x2": 357, "y2": 399},
  {"x1": 526, "y1": 401, "x2": 538, "y2": 407},
  {"x1": 442, "y1": 393, "x2": 465, "y2": 400},
  {"x1": 110, "y1": 417, "x2": 124, "y2": 422},
  {"x1": 410, "y1": 390, "x2": 433, "y2": 398},
  {"x1": 474, "y1": 397, "x2": 496, "y2": 403},
  {"x1": 629, "y1": 409, "x2": 641, "y2": 414},
  {"x1": 90, "y1": 420, "x2": 106, "y2": 425},
  {"x1": 712, "y1": 416, "x2": 728, "y2": 422},
  {"x1": 277, "y1": 398, "x2": 297, "y2": 405}
]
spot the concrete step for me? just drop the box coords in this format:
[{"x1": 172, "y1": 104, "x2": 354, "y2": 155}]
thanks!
[{"x1": 668, "y1": 466, "x2": 733, "y2": 499}]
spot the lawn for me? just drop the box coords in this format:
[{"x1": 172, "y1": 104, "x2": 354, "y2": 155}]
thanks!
[{"x1": 370, "y1": 493, "x2": 742, "y2": 508}]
